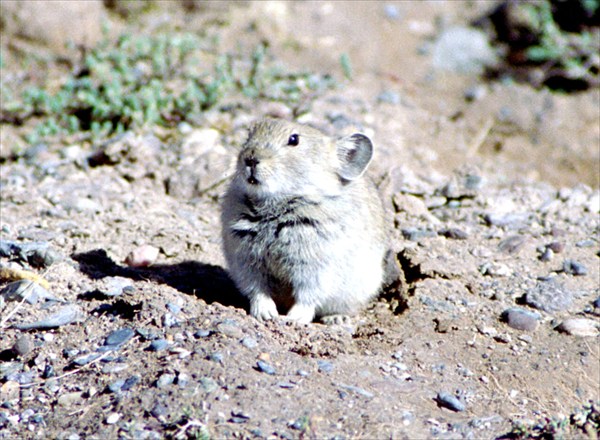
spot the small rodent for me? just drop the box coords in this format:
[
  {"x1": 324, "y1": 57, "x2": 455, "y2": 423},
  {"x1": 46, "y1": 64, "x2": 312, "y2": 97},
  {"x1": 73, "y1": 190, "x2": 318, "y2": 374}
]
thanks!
[{"x1": 221, "y1": 118, "x2": 386, "y2": 324}]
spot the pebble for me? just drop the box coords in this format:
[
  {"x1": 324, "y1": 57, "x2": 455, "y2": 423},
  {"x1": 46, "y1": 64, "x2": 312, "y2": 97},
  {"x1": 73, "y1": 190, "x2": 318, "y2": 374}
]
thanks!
[
  {"x1": 501, "y1": 308, "x2": 540, "y2": 332},
  {"x1": 0, "y1": 381, "x2": 20, "y2": 402},
  {"x1": 431, "y1": 26, "x2": 497, "y2": 74},
  {"x1": 436, "y1": 392, "x2": 466, "y2": 412},
  {"x1": 124, "y1": 245, "x2": 159, "y2": 268},
  {"x1": 156, "y1": 373, "x2": 176, "y2": 388},
  {"x1": 498, "y1": 235, "x2": 527, "y2": 254},
  {"x1": 13, "y1": 335, "x2": 34, "y2": 356},
  {"x1": 16, "y1": 304, "x2": 84, "y2": 330},
  {"x1": 256, "y1": 360, "x2": 276, "y2": 375},
  {"x1": 102, "y1": 363, "x2": 129, "y2": 374},
  {"x1": 547, "y1": 242, "x2": 565, "y2": 253},
  {"x1": 209, "y1": 352, "x2": 224, "y2": 363},
  {"x1": 562, "y1": 259, "x2": 587, "y2": 276},
  {"x1": 0, "y1": 280, "x2": 55, "y2": 304},
  {"x1": 162, "y1": 313, "x2": 179, "y2": 328},
  {"x1": 479, "y1": 262, "x2": 512, "y2": 277},
  {"x1": 438, "y1": 228, "x2": 468, "y2": 240},
  {"x1": 57, "y1": 391, "x2": 84, "y2": 406},
  {"x1": 122, "y1": 375, "x2": 140, "y2": 391},
  {"x1": 108, "y1": 379, "x2": 125, "y2": 394},
  {"x1": 241, "y1": 337, "x2": 258, "y2": 349},
  {"x1": 0, "y1": 240, "x2": 61, "y2": 268},
  {"x1": 338, "y1": 384, "x2": 374, "y2": 399},
  {"x1": 148, "y1": 339, "x2": 169, "y2": 352},
  {"x1": 524, "y1": 280, "x2": 576, "y2": 312},
  {"x1": 106, "y1": 413, "x2": 121, "y2": 425},
  {"x1": 317, "y1": 360, "x2": 334, "y2": 374},
  {"x1": 539, "y1": 247, "x2": 554, "y2": 262},
  {"x1": 100, "y1": 277, "x2": 134, "y2": 297},
  {"x1": 177, "y1": 373, "x2": 190, "y2": 388},
  {"x1": 200, "y1": 377, "x2": 219, "y2": 393},
  {"x1": 72, "y1": 353, "x2": 102, "y2": 366},
  {"x1": 104, "y1": 328, "x2": 135, "y2": 348},
  {"x1": 383, "y1": 3, "x2": 401, "y2": 20},
  {"x1": 216, "y1": 322, "x2": 243, "y2": 339},
  {"x1": 377, "y1": 90, "x2": 401, "y2": 105},
  {"x1": 484, "y1": 212, "x2": 530, "y2": 229},
  {"x1": 194, "y1": 329, "x2": 211, "y2": 338},
  {"x1": 557, "y1": 318, "x2": 599, "y2": 337},
  {"x1": 401, "y1": 228, "x2": 437, "y2": 241},
  {"x1": 61, "y1": 196, "x2": 103, "y2": 214}
]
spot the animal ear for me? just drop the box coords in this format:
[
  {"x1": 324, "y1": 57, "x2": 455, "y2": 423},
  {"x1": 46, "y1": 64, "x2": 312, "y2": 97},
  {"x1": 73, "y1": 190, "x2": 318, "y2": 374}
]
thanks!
[{"x1": 336, "y1": 133, "x2": 373, "y2": 181}]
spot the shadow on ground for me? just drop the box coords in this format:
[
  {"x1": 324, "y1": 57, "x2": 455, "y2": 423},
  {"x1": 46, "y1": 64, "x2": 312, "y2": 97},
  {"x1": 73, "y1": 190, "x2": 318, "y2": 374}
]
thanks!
[{"x1": 72, "y1": 249, "x2": 248, "y2": 310}]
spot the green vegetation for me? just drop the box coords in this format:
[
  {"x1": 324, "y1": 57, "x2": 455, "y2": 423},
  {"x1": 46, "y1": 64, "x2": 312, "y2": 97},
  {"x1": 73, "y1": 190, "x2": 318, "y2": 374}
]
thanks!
[
  {"x1": 503, "y1": 400, "x2": 599, "y2": 439},
  {"x1": 0, "y1": 31, "x2": 337, "y2": 144},
  {"x1": 486, "y1": 0, "x2": 599, "y2": 91},
  {"x1": 522, "y1": 1, "x2": 598, "y2": 81}
]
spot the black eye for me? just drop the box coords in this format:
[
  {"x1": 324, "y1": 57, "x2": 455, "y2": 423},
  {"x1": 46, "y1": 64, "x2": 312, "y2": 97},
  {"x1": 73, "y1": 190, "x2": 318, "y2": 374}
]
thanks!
[{"x1": 287, "y1": 134, "x2": 299, "y2": 146}]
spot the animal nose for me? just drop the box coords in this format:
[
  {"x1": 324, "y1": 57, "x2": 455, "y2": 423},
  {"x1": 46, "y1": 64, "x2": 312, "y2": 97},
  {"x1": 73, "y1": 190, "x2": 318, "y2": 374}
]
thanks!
[{"x1": 244, "y1": 156, "x2": 259, "y2": 168}]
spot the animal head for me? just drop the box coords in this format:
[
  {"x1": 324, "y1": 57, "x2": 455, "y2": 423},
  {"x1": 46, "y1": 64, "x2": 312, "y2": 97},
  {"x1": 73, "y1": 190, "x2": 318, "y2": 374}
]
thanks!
[{"x1": 233, "y1": 119, "x2": 373, "y2": 198}]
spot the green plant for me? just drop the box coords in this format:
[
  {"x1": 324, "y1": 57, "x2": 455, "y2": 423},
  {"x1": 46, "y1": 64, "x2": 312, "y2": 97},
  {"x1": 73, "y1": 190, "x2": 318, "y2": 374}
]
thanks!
[
  {"x1": 1, "y1": 30, "x2": 337, "y2": 144},
  {"x1": 520, "y1": 0, "x2": 599, "y2": 86}
]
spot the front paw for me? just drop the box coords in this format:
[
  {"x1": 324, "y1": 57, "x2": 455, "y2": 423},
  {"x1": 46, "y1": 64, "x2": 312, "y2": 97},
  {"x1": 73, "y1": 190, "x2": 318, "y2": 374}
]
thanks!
[
  {"x1": 250, "y1": 294, "x2": 279, "y2": 321},
  {"x1": 285, "y1": 303, "x2": 316, "y2": 324}
]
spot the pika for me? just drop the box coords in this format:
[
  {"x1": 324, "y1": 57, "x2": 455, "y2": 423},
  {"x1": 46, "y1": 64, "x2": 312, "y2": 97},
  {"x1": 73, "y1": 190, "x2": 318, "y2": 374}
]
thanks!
[{"x1": 221, "y1": 119, "x2": 386, "y2": 324}]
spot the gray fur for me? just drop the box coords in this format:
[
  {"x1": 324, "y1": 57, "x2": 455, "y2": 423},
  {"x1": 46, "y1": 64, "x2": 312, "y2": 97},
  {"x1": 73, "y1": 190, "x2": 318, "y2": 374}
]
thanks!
[{"x1": 221, "y1": 119, "x2": 386, "y2": 324}]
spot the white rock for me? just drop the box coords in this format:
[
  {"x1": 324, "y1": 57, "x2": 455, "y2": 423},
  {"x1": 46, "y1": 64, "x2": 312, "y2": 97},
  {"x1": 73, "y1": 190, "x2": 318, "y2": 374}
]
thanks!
[
  {"x1": 557, "y1": 318, "x2": 599, "y2": 337},
  {"x1": 125, "y1": 245, "x2": 159, "y2": 267}
]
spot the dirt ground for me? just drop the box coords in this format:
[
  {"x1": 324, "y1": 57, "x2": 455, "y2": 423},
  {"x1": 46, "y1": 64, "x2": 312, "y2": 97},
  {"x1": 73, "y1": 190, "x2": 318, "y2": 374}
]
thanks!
[{"x1": 1, "y1": 1, "x2": 599, "y2": 439}]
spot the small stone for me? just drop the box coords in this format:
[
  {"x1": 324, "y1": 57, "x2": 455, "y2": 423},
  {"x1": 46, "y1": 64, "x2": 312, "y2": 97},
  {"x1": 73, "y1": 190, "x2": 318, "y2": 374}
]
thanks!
[
  {"x1": 200, "y1": 377, "x2": 219, "y2": 393},
  {"x1": 317, "y1": 360, "x2": 334, "y2": 374},
  {"x1": 148, "y1": 339, "x2": 169, "y2": 352},
  {"x1": 72, "y1": 353, "x2": 102, "y2": 366},
  {"x1": 383, "y1": 4, "x2": 401, "y2": 20},
  {"x1": 162, "y1": 313, "x2": 179, "y2": 328},
  {"x1": 540, "y1": 247, "x2": 554, "y2": 262},
  {"x1": 57, "y1": 391, "x2": 84, "y2": 406},
  {"x1": 0, "y1": 381, "x2": 20, "y2": 402},
  {"x1": 13, "y1": 335, "x2": 33, "y2": 356},
  {"x1": 477, "y1": 325, "x2": 498, "y2": 337},
  {"x1": 525, "y1": 280, "x2": 577, "y2": 312},
  {"x1": 436, "y1": 392, "x2": 465, "y2": 412},
  {"x1": 104, "y1": 328, "x2": 135, "y2": 348},
  {"x1": 498, "y1": 235, "x2": 527, "y2": 254},
  {"x1": 501, "y1": 308, "x2": 540, "y2": 332},
  {"x1": 108, "y1": 379, "x2": 125, "y2": 394},
  {"x1": 177, "y1": 373, "x2": 190, "y2": 388},
  {"x1": 156, "y1": 373, "x2": 176, "y2": 388},
  {"x1": 401, "y1": 228, "x2": 437, "y2": 241},
  {"x1": 230, "y1": 410, "x2": 251, "y2": 424},
  {"x1": 377, "y1": 90, "x2": 401, "y2": 105},
  {"x1": 339, "y1": 384, "x2": 374, "y2": 398},
  {"x1": 562, "y1": 260, "x2": 587, "y2": 276},
  {"x1": 241, "y1": 337, "x2": 258, "y2": 349},
  {"x1": 434, "y1": 318, "x2": 452, "y2": 333},
  {"x1": 215, "y1": 322, "x2": 243, "y2": 339},
  {"x1": 121, "y1": 375, "x2": 140, "y2": 391},
  {"x1": 209, "y1": 352, "x2": 224, "y2": 363},
  {"x1": 1, "y1": 280, "x2": 55, "y2": 304},
  {"x1": 15, "y1": 304, "x2": 84, "y2": 330},
  {"x1": 557, "y1": 318, "x2": 599, "y2": 337},
  {"x1": 547, "y1": 242, "x2": 565, "y2": 253},
  {"x1": 100, "y1": 276, "x2": 134, "y2": 297},
  {"x1": 102, "y1": 363, "x2": 129, "y2": 374},
  {"x1": 166, "y1": 303, "x2": 181, "y2": 314},
  {"x1": 106, "y1": 413, "x2": 121, "y2": 424},
  {"x1": 438, "y1": 228, "x2": 468, "y2": 240},
  {"x1": 194, "y1": 329, "x2": 211, "y2": 338},
  {"x1": 125, "y1": 245, "x2": 159, "y2": 268},
  {"x1": 256, "y1": 360, "x2": 275, "y2": 375},
  {"x1": 480, "y1": 262, "x2": 512, "y2": 277}
]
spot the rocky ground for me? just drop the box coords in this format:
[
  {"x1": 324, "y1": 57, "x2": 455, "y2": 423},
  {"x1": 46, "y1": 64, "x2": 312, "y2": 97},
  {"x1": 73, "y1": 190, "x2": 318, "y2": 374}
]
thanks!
[{"x1": 1, "y1": 1, "x2": 599, "y2": 439}]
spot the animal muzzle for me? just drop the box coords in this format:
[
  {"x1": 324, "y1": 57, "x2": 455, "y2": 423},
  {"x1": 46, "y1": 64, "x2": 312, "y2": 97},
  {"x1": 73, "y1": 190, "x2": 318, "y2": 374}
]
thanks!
[{"x1": 244, "y1": 155, "x2": 260, "y2": 185}]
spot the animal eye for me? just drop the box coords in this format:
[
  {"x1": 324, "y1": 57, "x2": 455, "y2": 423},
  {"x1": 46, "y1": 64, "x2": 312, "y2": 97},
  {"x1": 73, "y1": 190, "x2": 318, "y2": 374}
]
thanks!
[{"x1": 287, "y1": 134, "x2": 299, "y2": 146}]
